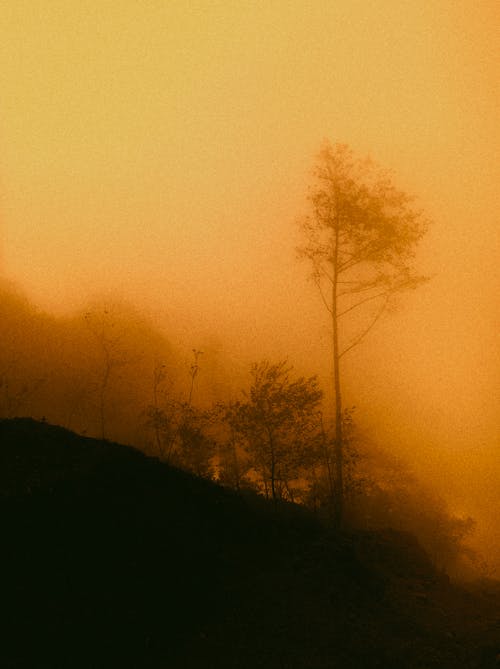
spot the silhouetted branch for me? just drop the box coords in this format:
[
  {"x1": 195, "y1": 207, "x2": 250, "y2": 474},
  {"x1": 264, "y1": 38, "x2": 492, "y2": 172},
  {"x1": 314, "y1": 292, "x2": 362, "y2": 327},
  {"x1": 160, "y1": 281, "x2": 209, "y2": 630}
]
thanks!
[
  {"x1": 337, "y1": 289, "x2": 390, "y2": 318},
  {"x1": 339, "y1": 297, "x2": 389, "y2": 358}
]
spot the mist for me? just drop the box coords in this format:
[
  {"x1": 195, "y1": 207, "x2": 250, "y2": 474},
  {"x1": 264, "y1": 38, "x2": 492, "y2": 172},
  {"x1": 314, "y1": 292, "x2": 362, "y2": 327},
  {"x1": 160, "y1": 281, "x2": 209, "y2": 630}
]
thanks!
[{"x1": 0, "y1": 1, "x2": 498, "y2": 577}]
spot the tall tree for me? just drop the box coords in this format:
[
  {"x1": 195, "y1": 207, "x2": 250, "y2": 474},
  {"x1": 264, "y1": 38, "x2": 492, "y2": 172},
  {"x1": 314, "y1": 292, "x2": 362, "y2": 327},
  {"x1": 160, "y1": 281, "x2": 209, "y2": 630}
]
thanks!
[{"x1": 298, "y1": 142, "x2": 428, "y2": 526}]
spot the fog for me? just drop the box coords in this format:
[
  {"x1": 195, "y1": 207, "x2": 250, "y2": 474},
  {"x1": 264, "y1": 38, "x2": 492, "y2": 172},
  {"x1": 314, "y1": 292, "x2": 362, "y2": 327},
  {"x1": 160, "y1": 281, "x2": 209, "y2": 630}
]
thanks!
[{"x1": 1, "y1": 2, "x2": 498, "y2": 574}]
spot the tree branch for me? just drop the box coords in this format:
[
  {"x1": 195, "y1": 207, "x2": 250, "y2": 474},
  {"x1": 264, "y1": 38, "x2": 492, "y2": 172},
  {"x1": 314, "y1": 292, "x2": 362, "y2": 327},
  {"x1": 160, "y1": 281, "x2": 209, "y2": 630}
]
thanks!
[
  {"x1": 314, "y1": 275, "x2": 333, "y2": 315},
  {"x1": 338, "y1": 239, "x2": 389, "y2": 273},
  {"x1": 339, "y1": 298, "x2": 388, "y2": 358},
  {"x1": 312, "y1": 261, "x2": 334, "y2": 285},
  {"x1": 337, "y1": 276, "x2": 388, "y2": 296},
  {"x1": 338, "y1": 254, "x2": 367, "y2": 273},
  {"x1": 337, "y1": 289, "x2": 390, "y2": 317}
]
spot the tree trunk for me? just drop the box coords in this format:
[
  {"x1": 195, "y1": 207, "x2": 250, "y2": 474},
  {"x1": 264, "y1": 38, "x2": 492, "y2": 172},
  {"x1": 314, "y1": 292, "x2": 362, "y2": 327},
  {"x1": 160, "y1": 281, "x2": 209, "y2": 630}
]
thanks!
[
  {"x1": 270, "y1": 454, "x2": 277, "y2": 507},
  {"x1": 268, "y1": 428, "x2": 277, "y2": 508},
  {"x1": 332, "y1": 224, "x2": 344, "y2": 528},
  {"x1": 320, "y1": 414, "x2": 336, "y2": 524}
]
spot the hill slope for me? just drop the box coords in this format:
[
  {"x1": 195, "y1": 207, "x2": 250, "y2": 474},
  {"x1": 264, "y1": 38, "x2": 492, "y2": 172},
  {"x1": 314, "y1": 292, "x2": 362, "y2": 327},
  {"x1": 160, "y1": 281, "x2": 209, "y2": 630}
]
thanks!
[{"x1": 1, "y1": 418, "x2": 499, "y2": 668}]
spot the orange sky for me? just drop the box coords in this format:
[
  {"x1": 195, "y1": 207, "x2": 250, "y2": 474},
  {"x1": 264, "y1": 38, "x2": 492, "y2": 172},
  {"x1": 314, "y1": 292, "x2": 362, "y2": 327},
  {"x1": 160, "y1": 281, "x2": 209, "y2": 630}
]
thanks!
[{"x1": 1, "y1": 1, "x2": 499, "y2": 569}]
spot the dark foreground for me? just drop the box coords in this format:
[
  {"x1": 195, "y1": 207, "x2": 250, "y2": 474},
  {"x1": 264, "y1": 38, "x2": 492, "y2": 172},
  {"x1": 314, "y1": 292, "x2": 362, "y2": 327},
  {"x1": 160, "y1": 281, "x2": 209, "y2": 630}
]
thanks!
[{"x1": 1, "y1": 418, "x2": 499, "y2": 668}]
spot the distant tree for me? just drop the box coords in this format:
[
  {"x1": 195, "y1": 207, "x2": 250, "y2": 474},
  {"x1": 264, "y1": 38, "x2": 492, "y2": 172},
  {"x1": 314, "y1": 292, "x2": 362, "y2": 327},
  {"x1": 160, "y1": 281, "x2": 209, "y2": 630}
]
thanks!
[
  {"x1": 145, "y1": 350, "x2": 215, "y2": 477},
  {"x1": 175, "y1": 349, "x2": 216, "y2": 477},
  {"x1": 0, "y1": 283, "x2": 47, "y2": 419},
  {"x1": 175, "y1": 403, "x2": 215, "y2": 479},
  {"x1": 213, "y1": 401, "x2": 254, "y2": 491},
  {"x1": 145, "y1": 362, "x2": 180, "y2": 462},
  {"x1": 187, "y1": 349, "x2": 203, "y2": 406},
  {"x1": 227, "y1": 361, "x2": 323, "y2": 506},
  {"x1": 298, "y1": 142, "x2": 429, "y2": 526},
  {"x1": 345, "y1": 446, "x2": 479, "y2": 576},
  {"x1": 146, "y1": 361, "x2": 174, "y2": 462},
  {"x1": 84, "y1": 307, "x2": 131, "y2": 440}
]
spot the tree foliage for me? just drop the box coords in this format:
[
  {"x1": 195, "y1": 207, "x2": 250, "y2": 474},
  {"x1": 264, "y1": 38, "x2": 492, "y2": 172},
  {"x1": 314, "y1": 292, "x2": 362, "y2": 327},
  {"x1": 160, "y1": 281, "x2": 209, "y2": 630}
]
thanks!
[
  {"x1": 226, "y1": 361, "x2": 323, "y2": 504},
  {"x1": 299, "y1": 143, "x2": 428, "y2": 324}
]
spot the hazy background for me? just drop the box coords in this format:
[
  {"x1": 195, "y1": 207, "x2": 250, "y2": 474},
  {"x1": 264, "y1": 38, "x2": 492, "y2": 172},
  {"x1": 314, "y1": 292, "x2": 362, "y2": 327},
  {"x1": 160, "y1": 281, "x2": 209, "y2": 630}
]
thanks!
[{"x1": 1, "y1": 2, "x2": 498, "y2": 571}]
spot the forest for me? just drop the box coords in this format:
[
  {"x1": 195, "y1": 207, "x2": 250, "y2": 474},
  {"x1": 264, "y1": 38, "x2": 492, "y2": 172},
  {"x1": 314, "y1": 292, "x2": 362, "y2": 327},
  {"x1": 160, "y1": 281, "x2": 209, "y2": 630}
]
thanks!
[
  {"x1": 0, "y1": 144, "x2": 490, "y2": 583},
  {"x1": 1, "y1": 130, "x2": 499, "y2": 667},
  {"x1": 1, "y1": 2, "x2": 498, "y2": 666}
]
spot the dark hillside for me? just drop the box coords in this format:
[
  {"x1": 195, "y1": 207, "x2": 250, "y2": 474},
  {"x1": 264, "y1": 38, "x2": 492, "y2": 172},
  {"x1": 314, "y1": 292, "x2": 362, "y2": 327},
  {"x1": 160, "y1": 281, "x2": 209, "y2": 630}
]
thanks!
[{"x1": 1, "y1": 419, "x2": 499, "y2": 668}]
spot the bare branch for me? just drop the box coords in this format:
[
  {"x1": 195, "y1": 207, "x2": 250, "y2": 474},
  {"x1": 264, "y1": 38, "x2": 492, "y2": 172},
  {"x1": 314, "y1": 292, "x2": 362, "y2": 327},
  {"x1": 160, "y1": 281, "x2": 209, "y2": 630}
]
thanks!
[
  {"x1": 337, "y1": 254, "x2": 367, "y2": 273},
  {"x1": 339, "y1": 298, "x2": 389, "y2": 358},
  {"x1": 313, "y1": 275, "x2": 333, "y2": 314},
  {"x1": 319, "y1": 264, "x2": 334, "y2": 285},
  {"x1": 337, "y1": 275, "x2": 389, "y2": 295},
  {"x1": 337, "y1": 289, "x2": 390, "y2": 317}
]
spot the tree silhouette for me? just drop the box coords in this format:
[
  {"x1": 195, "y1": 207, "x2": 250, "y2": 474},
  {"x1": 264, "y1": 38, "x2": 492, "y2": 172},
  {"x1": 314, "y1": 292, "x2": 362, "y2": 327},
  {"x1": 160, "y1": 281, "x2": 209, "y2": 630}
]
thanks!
[
  {"x1": 298, "y1": 142, "x2": 428, "y2": 526},
  {"x1": 84, "y1": 307, "x2": 131, "y2": 440},
  {"x1": 227, "y1": 361, "x2": 323, "y2": 506}
]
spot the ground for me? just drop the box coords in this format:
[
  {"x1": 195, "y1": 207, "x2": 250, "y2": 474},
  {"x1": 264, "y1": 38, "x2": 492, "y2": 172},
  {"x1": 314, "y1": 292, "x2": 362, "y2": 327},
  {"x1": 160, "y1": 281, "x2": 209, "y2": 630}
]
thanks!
[{"x1": 1, "y1": 418, "x2": 499, "y2": 668}]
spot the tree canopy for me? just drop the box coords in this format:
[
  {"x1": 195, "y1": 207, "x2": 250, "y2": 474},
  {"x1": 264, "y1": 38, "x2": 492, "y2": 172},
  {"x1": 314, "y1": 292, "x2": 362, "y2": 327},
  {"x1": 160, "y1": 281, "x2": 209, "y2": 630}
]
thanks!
[{"x1": 227, "y1": 361, "x2": 323, "y2": 504}]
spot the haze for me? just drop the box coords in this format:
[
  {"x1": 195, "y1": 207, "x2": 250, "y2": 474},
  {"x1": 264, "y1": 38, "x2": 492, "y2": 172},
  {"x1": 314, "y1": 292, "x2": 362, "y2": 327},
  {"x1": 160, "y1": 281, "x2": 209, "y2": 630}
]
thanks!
[{"x1": 1, "y1": 2, "x2": 498, "y2": 572}]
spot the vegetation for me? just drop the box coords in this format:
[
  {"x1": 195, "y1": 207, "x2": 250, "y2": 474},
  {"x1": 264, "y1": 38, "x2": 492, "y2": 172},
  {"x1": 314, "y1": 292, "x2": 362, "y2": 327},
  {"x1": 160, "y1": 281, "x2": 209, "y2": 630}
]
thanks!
[
  {"x1": 224, "y1": 361, "x2": 322, "y2": 505},
  {"x1": 298, "y1": 142, "x2": 428, "y2": 526},
  {"x1": 0, "y1": 267, "x2": 485, "y2": 580},
  {"x1": 0, "y1": 140, "x2": 496, "y2": 666}
]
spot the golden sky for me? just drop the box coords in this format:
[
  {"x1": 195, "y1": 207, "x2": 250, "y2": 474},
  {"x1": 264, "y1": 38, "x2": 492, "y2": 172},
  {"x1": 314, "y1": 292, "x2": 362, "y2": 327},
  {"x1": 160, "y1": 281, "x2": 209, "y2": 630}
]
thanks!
[{"x1": 1, "y1": 1, "x2": 499, "y2": 565}]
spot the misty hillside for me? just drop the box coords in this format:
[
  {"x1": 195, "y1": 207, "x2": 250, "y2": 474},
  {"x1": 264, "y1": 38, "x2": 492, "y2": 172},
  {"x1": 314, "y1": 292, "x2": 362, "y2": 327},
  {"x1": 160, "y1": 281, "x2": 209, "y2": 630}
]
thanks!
[
  {"x1": 1, "y1": 418, "x2": 499, "y2": 669},
  {"x1": 1, "y1": 7, "x2": 498, "y2": 668}
]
